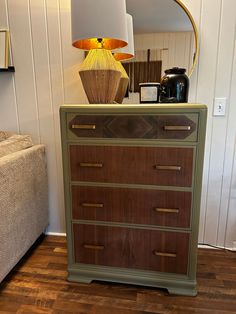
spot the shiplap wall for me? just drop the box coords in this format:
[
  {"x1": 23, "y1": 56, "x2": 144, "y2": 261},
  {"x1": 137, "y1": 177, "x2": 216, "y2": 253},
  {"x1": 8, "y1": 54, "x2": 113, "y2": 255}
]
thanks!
[
  {"x1": 0, "y1": 0, "x2": 236, "y2": 248},
  {"x1": 134, "y1": 31, "x2": 195, "y2": 75}
]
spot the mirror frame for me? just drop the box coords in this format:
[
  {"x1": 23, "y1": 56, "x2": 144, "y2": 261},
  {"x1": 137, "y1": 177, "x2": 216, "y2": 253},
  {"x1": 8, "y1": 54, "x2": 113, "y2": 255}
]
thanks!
[{"x1": 175, "y1": 0, "x2": 199, "y2": 77}]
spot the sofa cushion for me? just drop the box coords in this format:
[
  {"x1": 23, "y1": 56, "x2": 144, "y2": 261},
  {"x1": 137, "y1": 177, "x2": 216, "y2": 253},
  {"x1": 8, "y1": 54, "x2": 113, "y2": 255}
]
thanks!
[
  {"x1": 0, "y1": 134, "x2": 33, "y2": 158},
  {"x1": 0, "y1": 131, "x2": 14, "y2": 142}
]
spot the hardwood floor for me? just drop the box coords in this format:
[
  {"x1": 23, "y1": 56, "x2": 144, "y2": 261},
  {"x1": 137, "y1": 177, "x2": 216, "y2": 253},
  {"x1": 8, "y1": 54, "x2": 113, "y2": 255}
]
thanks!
[{"x1": 0, "y1": 235, "x2": 236, "y2": 314}]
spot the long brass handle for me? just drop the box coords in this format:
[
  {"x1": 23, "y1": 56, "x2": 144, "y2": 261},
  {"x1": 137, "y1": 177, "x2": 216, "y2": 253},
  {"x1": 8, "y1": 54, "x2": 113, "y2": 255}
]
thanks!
[
  {"x1": 83, "y1": 244, "x2": 104, "y2": 250},
  {"x1": 81, "y1": 202, "x2": 104, "y2": 208},
  {"x1": 79, "y1": 162, "x2": 103, "y2": 168},
  {"x1": 164, "y1": 126, "x2": 191, "y2": 131},
  {"x1": 71, "y1": 124, "x2": 96, "y2": 130},
  {"x1": 154, "y1": 251, "x2": 177, "y2": 258},
  {"x1": 155, "y1": 165, "x2": 181, "y2": 171},
  {"x1": 155, "y1": 208, "x2": 179, "y2": 214}
]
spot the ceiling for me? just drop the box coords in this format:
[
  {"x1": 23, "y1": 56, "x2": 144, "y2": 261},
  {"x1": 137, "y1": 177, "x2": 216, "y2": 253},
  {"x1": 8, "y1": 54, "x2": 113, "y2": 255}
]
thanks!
[{"x1": 126, "y1": 0, "x2": 193, "y2": 34}]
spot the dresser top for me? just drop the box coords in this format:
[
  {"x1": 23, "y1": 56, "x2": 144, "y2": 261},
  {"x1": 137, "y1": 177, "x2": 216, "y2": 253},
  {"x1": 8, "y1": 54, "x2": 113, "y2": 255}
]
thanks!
[{"x1": 60, "y1": 103, "x2": 207, "y2": 114}]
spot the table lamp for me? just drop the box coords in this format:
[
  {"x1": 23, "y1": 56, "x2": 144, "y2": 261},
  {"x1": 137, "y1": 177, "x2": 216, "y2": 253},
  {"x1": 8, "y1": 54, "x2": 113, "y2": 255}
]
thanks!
[
  {"x1": 113, "y1": 14, "x2": 135, "y2": 103},
  {"x1": 71, "y1": 0, "x2": 128, "y2": 104}
]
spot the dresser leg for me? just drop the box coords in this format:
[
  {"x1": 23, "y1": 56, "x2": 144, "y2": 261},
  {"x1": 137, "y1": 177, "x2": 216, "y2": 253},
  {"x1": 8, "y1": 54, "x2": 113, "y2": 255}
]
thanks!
[
  {"x1": 167, "y1": 287, "x2": 197, "y2": 296},
  {"x1": 67, "y1": 274, "x2": 92, "y2": 284}
]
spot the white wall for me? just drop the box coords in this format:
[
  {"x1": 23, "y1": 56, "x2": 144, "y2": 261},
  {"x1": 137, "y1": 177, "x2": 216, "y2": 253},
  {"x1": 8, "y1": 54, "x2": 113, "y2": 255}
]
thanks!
[{"x1": 0, "y1": 0, "x2": 236, "y2": 248}]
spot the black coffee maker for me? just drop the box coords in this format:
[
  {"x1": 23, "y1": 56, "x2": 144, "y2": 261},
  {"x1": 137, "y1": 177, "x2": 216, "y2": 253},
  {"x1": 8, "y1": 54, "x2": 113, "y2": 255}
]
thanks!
[{"x1": 160, "y1": 67, "x2": 189, "y2": 103}]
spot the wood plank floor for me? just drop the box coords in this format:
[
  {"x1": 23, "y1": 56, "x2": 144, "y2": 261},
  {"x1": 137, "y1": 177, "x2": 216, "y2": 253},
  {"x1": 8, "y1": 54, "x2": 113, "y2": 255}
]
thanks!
[{"x1": 0, "y1": 235, "x2": 236, "y2": 314}]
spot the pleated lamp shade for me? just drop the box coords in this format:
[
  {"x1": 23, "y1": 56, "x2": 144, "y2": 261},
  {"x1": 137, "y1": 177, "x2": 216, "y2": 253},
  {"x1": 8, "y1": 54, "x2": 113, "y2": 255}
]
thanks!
[
  {"x1": 71, "y1": 0, "x2": 128, "y2": 50},
  {"x1": 113, "y1": 14, "x2": 135, "y2": 62}
]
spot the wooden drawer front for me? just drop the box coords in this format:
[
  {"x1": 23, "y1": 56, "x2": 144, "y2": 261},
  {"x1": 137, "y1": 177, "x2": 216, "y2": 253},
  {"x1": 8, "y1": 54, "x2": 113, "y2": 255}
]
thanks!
[
  {"x1": 74, "y1": 224, "x2": 189, "y2": 274},
  {"x1": 70, "y1": 145, "x2": 194, "y2": 187},
  {"x1": 72, "y1": 186, "x2": 192, "y2": 228},
  {"x1": 68, "y1": 114, "x2": 198, "y2": 141}
]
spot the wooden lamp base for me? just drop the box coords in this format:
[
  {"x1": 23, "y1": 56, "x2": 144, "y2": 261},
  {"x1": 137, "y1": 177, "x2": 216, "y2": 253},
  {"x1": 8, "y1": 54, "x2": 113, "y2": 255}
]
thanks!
[
  {"x1": 114, "y1": 61, "x2": 129, "y2": 104},
  {"x1": 79, "y1": 49, "x2": 122, "y2": 104},
  {"x1": 115, "y1": 77, "x2": 129, "y2": 104},
  {"x1": 80, "y1": 69, "x2": 121, "y2": 104}
]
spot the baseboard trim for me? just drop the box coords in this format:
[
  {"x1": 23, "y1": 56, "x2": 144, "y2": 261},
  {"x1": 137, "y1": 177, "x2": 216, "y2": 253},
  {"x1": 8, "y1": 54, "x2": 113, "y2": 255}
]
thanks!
[
  {"x1": 198, "y1": 244, "x2": 218, "y2": 250},
  {"x1": 198, "y1": 244, "x2": 235, "y2": 251},
  {"x1": 45, "y1": 232, "x2": 66, "y2": 237}
]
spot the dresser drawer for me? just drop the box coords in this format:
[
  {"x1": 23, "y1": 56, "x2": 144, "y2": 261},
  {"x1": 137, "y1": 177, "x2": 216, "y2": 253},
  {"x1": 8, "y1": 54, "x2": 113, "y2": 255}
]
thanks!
[
  {"x1": 72, "y1": 186, "x2": 192, "y2": 228},
  {"x1": 67, "y1": 114, "x2": 198, "y2": 141},
  {"x1": 73, "y1": 224, "x2": 189, "y2": 274},
  {"x1": 70, "y1": 145, "x2": 194, "y2": 187}
]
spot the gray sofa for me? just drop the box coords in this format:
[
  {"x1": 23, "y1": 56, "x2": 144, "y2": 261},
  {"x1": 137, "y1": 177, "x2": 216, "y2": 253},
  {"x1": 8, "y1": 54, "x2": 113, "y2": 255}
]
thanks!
[{"x1": 0, "y1": 132, "x2": 48, "y2": 282}]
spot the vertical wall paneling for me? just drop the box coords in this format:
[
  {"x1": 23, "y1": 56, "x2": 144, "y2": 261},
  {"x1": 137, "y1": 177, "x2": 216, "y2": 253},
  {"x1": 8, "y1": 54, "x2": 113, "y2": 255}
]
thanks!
[
  {"x1": 29, "y1": 0, "x2": 64, "y2": 233},
  {"x1": 7, "y1": 0, "x2": 40, "y2": 143},
  {"x1": 174, "y1": 33, "x2": 185, "y2": 68},
  {"x1": 162, "y1": 34, "x2": 169, "y2": 76},
  {"x1": 194, "y1": 0, "x2": 222, "y2": 243},
  {"x1": 0, "y1": 0, "x2": 7, "y2": 26},
  {"x1": 59, "y1": 0, "x2": 88, "y2": 104},
  {"x1": 45, "y1": 0, "x2": 65, "y2": 232},
  {"x1": 203, "y1": 0, "x2": 236, "y2": 245},
  {"x1": 133, "y1": 31, "x2": 194, "y2": 74},
  {"x1": 225, "y1": 145, "x2": 236, "y2": 248},
  {"x1": 213, "y1": 0, "x2": 236, "y2": 247},
  {"x1": 224, "y1": 36, "x2": 236, "y2": 248},
  {"x1": 0, "y1": 0, "x2": 19, "y2": 132}
]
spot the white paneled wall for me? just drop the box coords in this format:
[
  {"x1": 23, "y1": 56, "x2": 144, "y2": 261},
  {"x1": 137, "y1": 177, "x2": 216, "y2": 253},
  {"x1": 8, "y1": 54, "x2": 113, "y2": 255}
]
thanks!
[
  {"x1": 134, "y1": 31, "x2": 195, "y2": 75},
  {"x1": 0, "y1": 0, "x2": 236, "y2": 248}
]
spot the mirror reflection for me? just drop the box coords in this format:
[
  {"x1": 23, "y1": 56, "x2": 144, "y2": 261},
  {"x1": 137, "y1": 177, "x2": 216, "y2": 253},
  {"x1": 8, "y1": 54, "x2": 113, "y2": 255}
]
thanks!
[
  {"x1": 126, "y1": 0, "x2": 195, "y2": 74},
  {"x1": 123, "y1": 0, "x2": 196, "y2": 101}
]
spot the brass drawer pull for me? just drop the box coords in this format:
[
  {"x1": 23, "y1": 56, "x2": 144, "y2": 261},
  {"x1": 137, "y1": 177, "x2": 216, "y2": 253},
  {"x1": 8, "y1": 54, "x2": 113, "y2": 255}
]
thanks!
[
  {"x1": 154, "y1": 251, "x2": 177, "y2": 258},
  {"x1": 81, "y1": 202, "x2": 104, "y2": 208},
  {"x1": 79, "y1": 162, "x2": 103, "y2": 168},
  {"x1": 155, "y1": 165, "x2": 181, "y2": 171},
  {"x1": 83, "y1": 244, "x2": 104, "y2": 250},
  {"x1": 164, "y1": 126, "x2": 191, "y2": 131},
  {"x1": 155, "y1": 208, "x2": 179, "y2": 214},
  {"x1": 71, "y1": 124, "x2": 96, "y2": 130}
]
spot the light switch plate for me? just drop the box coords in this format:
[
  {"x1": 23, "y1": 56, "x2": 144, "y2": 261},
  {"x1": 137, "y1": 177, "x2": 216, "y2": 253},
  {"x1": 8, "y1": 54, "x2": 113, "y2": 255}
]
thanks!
[{"x1": 213, "y1": 98, "x2": 227, "y2": 116}]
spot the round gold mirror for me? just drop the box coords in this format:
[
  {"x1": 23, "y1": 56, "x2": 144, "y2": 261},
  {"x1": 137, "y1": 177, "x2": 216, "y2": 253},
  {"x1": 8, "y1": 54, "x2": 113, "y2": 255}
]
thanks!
[{"x1": 126, "y1": 0, "x2": 198, "y2": 77}]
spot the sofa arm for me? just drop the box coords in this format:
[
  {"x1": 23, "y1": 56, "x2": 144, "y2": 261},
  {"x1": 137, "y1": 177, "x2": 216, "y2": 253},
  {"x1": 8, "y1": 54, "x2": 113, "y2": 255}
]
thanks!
[{"x1": 0, "y1": 145, "x2": 49, "y2": 282}]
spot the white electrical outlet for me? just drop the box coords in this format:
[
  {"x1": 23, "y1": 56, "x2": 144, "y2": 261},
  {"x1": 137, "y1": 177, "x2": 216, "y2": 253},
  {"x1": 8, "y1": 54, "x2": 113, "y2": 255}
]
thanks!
[{"x1": 213, "y1": 98, "x2": 227, "y2": 116}]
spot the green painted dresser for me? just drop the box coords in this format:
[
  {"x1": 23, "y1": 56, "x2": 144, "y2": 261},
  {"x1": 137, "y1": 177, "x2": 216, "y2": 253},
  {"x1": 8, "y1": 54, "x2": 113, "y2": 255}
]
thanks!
[{"x1": 60, "y1": 104, "x2": 207, "y2": 296}]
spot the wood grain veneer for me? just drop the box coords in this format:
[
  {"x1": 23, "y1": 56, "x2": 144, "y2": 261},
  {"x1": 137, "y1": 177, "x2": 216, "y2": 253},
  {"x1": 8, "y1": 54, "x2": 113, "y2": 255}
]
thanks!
[
  {"x1": 68, "y1": 114, "x2": 197, "y2": 140},
  {"x1": 73, "y1": 224, "x2": 189, "y2": 274},
  {"x1": 70, "y1": 145, "x2": 194, "y2": 187},
  {"x1": 72, "y1": 186, "x2": 192, "y2": 228}
]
